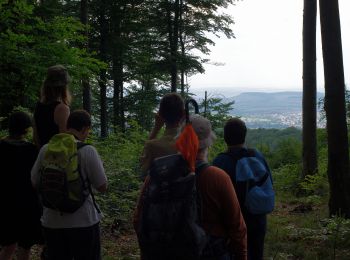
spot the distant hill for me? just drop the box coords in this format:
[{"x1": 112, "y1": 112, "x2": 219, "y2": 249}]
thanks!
[
  {"x1": 230, "y1": 91, "x2": 324, "y2": 115},
  {"x1": 226, "y1": 91, "x2": 325, "y2": 129}
]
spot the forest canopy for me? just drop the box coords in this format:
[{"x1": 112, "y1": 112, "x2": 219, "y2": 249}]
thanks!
[{"x1": 0, "y1": 0, "x2": 235, "y2": 134}]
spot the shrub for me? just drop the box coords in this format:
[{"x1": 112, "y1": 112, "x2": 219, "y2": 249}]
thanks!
[{"x1": 272, "y1": 163, "x2": 302, "y2": 195}]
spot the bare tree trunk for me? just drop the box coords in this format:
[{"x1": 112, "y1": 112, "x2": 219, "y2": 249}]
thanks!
[
  {"x1": 81, "y1": 0, "x2": 91, "y2": 113},
  {"x1": 167, "y1": 0, "x2": 179, "y2": 92},
  {"x1": 179, "y1": 0, "x2": 185, "y2": 95},
  {"x1": 112, "y1": 57, "x2": 123, "y2": 131},
  {"x1": 111, "y1": 8, "x2": 125, "y2": 132},
  {"x1": 99, "y1": 0, "x2": 108, "y2": 138},
  {"x1": 319, "y1": 0, "x2": 350, "y2": 217},
  {"x1": 302, "y1": 0, "x2": 318, "y2": 177},
  {"x1": 99, "y1": 71, "x2": 108, "y2": 138}
]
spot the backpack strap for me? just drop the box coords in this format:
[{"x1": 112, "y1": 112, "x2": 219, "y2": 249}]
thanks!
[
  {"x1": 195, "y1": 160, "x2": 210, "y2": 176},
  {"x1": 76, "y1": 142, "x2": 101, "y2": 214},
  {"x1": 194, "y1": 160, "x2": 210, "y2": 226}
]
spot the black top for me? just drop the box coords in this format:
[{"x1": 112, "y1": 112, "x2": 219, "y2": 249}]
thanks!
[
  {"x1": 34, "y1": 101, "x2": 60, "y2": 147},
  {"x1": 0, "y1": 139, "x2": 41, "y2": 220}
]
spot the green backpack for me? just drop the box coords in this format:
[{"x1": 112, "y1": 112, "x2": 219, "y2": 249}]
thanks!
[{"x1": 39, "y1": 133, "x2": 90, "y2": 213}]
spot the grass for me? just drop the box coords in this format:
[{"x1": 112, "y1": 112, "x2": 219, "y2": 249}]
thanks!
[
  {"x1": 26, "y1": 183, "x2": 350, "y2": 260},
  {"x1": 265, "y1": 192, "x2": 350, "y2": 260}
]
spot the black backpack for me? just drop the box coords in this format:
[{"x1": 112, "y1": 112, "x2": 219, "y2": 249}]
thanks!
[{"x1": 138, "y1": 154, "x2": 208, "y2": 260}]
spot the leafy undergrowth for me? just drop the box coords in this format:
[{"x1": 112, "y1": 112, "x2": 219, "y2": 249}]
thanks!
[
  {"x1": 265, "y1": 193, "x2": 350, "y2": 260},
  {"x1": 30, "y1": 225, "x2": 140, "y2": 260},
  {"x1": 10, "y1": 132, "x2": 350, "y2": 260},
  {"x1": 100, "y1": 225, "x2": 139, "y2": 260}
]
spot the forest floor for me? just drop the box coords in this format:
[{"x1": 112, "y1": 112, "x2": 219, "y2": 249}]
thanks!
[{"x1": 24, "y1": 194, "x2": 350, "y2": 260}]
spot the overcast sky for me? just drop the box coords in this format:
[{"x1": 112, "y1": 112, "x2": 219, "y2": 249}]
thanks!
[{"x1": 189, "y1": 0, "x2": 350, "y2": 94}]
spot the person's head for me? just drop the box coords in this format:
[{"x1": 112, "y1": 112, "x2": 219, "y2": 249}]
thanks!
[
  {"x1": 41, "y1": 65, "x2": 71, "y2": 105},
  {"x1": 66, "y1": 110, "x2": 91, "y2": 141},
  {"x1": 190, "y1": 114, "x2": 216, "y2": 151},
  {"x1": 159, "y1": 93, "x2": 185, "y2": 126},
  {"x1": 8, "y1": 111, "x2": 32, "y2": 138},
  {"x1": 224, "y1": 117, "x2": 247, "y2": 146}
]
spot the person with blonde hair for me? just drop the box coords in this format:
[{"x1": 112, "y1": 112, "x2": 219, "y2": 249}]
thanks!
[{"x1": 33, "y1": 65, "x2": 71, "y2": 147}]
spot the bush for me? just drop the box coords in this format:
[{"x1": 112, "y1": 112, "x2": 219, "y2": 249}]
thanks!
[
  {"x1": 272, "y1": 163, "x2": 302, "y2": 195},
  {"x1": 269, "y1": 138, "x2": 302, "y2": 169},
  {"x1": 93, "y1": 121, "x2": 147, "y2": 234}
]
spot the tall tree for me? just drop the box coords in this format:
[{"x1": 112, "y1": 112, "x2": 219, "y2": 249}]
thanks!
[
  {"x1": 302, "y1": 0, "x2": 318, "y2": 177},
  {"x1": 319, "y1": 0, "x2": 350, "y2": 217},
  {"x1": 147, "y1": 0, "x2": 234, "y2": 92},
  {"x1": 0, "y1": 0, "x2": 101, "y2": 117},
  {"x1": 168, "y1": 0, "x2": 180, "y2": 92},
  {"x1": 98, "y1": 0, "x2": 108, "y2": 138},
  {"x1": 81, "y1": 0, "x2": 92, "y2": 113}
]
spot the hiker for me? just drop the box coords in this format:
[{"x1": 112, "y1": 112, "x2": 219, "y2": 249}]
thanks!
[
  {"x1": 33, "y1": 64, "x2": 71, "y2": 148},
  {"x1": 133, "y1": 114, "x2": 247, "y2": 260},
  {"x1": 140, "y1": 92, "x2": 185, "y2": 179},
  {"x1": 31, "y1": 110, "x2": 107, "y2": 260},
  {"x1": 213, "y1": 118, "x2": 274, "y2": 260},
  {"x1": 0, "y1": 111, "x2": 42, "y2": 260}
]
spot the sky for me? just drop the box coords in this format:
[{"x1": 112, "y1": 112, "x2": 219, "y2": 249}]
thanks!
[{"x1": 189, "y1": 0, "x2": 350, "y2": 95}]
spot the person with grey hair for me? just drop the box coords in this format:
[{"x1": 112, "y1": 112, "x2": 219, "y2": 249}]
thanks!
[
  {"x1": 134, "y1": 113, "x2": 247, "y2": 260},
  {"x1": 33, "y1": 65, "x2": 71, "y2": 148},
  {"x1": 189, "y1": 114, "x2": 247, "y2": 260}
]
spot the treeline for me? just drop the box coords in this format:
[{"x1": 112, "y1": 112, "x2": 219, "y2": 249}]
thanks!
[{"x1": 0, "y1": 0, "x2": 234, "y2": 136}]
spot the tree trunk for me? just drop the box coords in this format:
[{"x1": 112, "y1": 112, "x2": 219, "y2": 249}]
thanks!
[
  {"x1": 179, "y1": 0, "x2": 185, "y2": 95},
  {"x1": 112, "y1": 57, "x2": 123, "y2": 131},
  {"x1": 302, "y1": 0, "x2": 318, "y2": 177},
  {"x1": 111, "y1": 9, "x2": 125, "y2": 132},
  {"x1": 99, "y1": 0, "x2": 108, "y2": 138},
  {"x1": 319, "y1": 0, "x2": 350, "y2": 217},
  {"x1": 81, "y1": 0, "x2": 91, "y2": 113},
  {"x1": 99, "y1": 71, "x2": 108, "y2": 138},
  {"x1": 167, "y1": 0, "x2": 179, "y2": 92},
  {"x1": 119, "y1": 81, "x2": 125, "y2": 132}
]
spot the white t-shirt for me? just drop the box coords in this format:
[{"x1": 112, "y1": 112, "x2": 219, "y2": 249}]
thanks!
[{"x1": 31, "y1": 143, "x2": 107, "y2": 229}]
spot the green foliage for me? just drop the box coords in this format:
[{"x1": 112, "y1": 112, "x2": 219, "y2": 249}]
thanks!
[
  {"x1": 246, "y1": 127, "x2": 302, "y2": 151},
  {"x1": 321, "y1": 216, "x2": 350, "y2": 259},
  {"x1": 124, "y1": 86, "x2": 160, "y2": 131},
  {"x1": 92, "y1": 121, "x2": 147, "y2": 234},
  {"x1": 300, "y1": 172, "x2": 329, "y2": 197},
  {"x1": 199, "y1": 96, "x2": 234, "y2": 134},
  {"x1": 268, "y1": 138, "x2": 302, "y2": 169},
  {"x1": 208, "y1": 135, "x2": 227, "y2": 162},
  {"x1": 273, "y1": 163, "x2": 302, "y2": 195},
  {"x1": 0, "y1": 0, "x2": 104, "y2": 118}
]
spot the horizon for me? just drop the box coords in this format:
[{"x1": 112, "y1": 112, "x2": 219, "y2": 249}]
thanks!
[
  {"x1": 189, "y1": 0, "x2": 350, "y2": 93},
  {"x1": 191, "y1": 86, "x2": 325, "y2": 98}
]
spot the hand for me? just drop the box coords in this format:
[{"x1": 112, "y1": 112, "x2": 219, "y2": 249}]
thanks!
[
  {"x1": 154, "y1": 113, "x2": 164, "y2": 130},
  {"x1": 148, "y1": 113, "x2": 164, "y2": 140}
]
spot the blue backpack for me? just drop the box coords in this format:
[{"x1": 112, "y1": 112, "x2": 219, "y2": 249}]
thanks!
[{"x1": 224, "y1": 148, "x2": 275, "y2": 215}]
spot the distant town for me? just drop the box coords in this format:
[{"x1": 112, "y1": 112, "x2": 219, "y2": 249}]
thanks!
[{"x1": 193, "y1": 90, "x2": 325, "y2": 129}]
